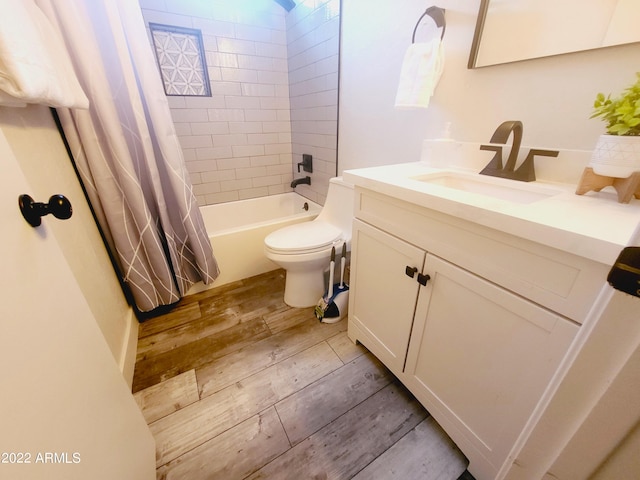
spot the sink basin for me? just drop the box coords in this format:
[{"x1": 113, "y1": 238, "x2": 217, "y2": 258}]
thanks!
[{"x1": 411, "y1": 172, "x2": 560, "y2": 204}]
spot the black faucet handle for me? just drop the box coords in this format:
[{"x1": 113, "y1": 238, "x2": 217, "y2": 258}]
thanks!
[
  {"x1": 479, "y1": 144, "x2": 504, "y2": 172},
  {"x1": 515, "y1": 149, "x2": 559, "y2": 182},
  {"x1": 297, "y1": 154, "x2": 313, "y2": 173},
  {"x1": 526, "y1": 148, "x2": 559, "y2": 159},
  {"x1": 479, "y1": 144, "x2": 503, "y2": 152}
]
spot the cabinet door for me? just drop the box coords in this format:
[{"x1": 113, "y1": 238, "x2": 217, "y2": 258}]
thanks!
[
  {"x1": 348, "y1": 219, "x2": 426, "y2": 375},
  {"x1": 404, "y1": 254, "x2": 578, "y2": 473}
]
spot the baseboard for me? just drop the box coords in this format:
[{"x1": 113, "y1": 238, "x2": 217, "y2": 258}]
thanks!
[
  {"x1": 186, "y1": 264, "x2": 280, "y2": 296},
  {"x1": 118, "y1": 308, "x2": 139, "y2": 389}
]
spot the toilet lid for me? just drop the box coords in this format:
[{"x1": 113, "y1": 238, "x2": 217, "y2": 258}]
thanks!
[{"x1": 265, "y1": 221, "x2": 342, "y2": 254}]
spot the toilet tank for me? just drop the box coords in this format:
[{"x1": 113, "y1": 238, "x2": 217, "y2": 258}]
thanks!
[{"x1": 315, "y1": 177, "x2": 355, "y2": 243}]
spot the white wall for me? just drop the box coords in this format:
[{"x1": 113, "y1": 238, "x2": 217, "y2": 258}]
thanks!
[
  {"x1": 140, "y1": 0, "x2": 342, "y2": 206},
  {"x1": 286, "y1": 0, "x2": 340, "y2": 204},
  {"x1": 338, "y1": 0, "x2": 640, "y2": 172},
  {"x1": 0, "y1": 105, "x2": 137, "y2": 385},
  {"x1": 140, "y1": 0, "x2": 294, "y2": 205}
]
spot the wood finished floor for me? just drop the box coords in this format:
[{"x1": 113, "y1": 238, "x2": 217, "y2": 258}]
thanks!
[{"x1": 133, "y1": 269, "x2": 469, "y2": 480}]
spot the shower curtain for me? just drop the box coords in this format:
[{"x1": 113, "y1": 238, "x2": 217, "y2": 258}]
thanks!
[{"x1": 36, "y1": 0, "x2": 220, "y2": 312}]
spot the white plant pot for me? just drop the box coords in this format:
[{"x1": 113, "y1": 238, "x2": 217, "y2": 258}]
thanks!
[{"x1": 588, "y1": 134, "x2": 640, "y2": 178}]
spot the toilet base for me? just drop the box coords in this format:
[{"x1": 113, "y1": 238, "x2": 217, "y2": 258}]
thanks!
[{"x1": 283, "y1": 268, "x2": 326, "y2": 308}]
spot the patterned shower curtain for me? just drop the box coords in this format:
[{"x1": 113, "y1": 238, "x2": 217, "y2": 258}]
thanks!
[{"x1": 35, "y1": 0, "x2": 220, "y2": 312}]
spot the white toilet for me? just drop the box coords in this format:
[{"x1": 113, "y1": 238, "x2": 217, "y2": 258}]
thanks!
[{"x1": 264, "y1": 177, "x2": 354, "y2": 307}]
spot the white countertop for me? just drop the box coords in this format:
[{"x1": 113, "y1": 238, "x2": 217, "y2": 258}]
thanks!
[{"x1": 343, "y1": 162, "x2": 640, "y2": 266}]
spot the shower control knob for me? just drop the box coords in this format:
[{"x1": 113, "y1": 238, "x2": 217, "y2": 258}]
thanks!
[{"x1": 19, "y1": 194, "x2": 73, "y2": 227}]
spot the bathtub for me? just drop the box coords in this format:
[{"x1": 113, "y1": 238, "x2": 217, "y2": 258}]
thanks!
[{"x1": 188, "y1": 193, "x2": 321, "y2": 293}]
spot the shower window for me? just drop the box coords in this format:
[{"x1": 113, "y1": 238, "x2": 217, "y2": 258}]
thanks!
[{"x1": 150, "y1": 23, "x2": 211, "y2": 96}]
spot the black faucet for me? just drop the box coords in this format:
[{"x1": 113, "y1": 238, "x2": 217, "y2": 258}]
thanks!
[
  {"x1": 479, "y1": 121, "x2": 558, "y2": 182},
  {"x1": 291, "y1": 176, "x2": 311, "y2": 188}
]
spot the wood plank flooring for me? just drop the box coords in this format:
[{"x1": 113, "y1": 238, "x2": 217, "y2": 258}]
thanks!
[{"x1": 133, "y1": 269, "x2": 469, "y2": 480}]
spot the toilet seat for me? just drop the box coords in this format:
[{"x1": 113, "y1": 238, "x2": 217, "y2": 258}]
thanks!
[{"x1": 265, "y1": 221, "x2": 342, "y2": 254}]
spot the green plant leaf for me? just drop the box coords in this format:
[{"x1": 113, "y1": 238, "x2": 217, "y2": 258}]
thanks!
[{"x1": 592, "y1": 73, "x2": 640, "y2": 136}]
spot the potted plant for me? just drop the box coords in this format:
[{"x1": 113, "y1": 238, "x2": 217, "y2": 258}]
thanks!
[{"x1": 589, "y1": 72, "x2": 640, "y2": 178}]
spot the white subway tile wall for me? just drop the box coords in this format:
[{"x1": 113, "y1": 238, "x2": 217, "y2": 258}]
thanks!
[
  {"x1": 140, "y1": 0, "x2": 339, "y2": 206},
  {"x1": 286, "y1": 0, "x2": 340, "y2": 204}
]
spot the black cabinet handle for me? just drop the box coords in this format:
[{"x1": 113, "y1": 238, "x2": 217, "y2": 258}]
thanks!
[
  {"x1": 417, "y1": 273, "x2": 431, "y2": 286},
  {"x1": 406, "y1": 266, "x2": 430, "y2": 286}
]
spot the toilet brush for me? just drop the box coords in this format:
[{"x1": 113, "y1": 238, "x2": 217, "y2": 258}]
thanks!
[
  {"x1": 339, "y1": 242, "x2": 346, "y2": 289},
  {"x1": 314, "y1": 244, "x2": 349, "y2": 323},
  {"x1": 328, "y1": 246, "x2": 335, "y2": 300}
]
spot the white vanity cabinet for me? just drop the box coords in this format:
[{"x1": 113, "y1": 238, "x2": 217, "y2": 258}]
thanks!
[{"x1": 346, "y1": 187, "x2": 601, "y2": 479}]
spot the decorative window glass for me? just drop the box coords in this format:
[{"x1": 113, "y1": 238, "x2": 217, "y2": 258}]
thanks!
[{"x1": 149, "y1": 23, "x2": 211, "y2": 97}]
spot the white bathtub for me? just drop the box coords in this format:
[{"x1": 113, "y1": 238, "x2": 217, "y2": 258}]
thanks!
[{"x1": 188, "y1": 193, "x2": 321, "y2": 293}]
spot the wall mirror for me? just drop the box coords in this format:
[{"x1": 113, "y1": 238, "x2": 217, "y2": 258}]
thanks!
[{"x1": 468, "y1": 0, "x2": 640, "y2": 68}]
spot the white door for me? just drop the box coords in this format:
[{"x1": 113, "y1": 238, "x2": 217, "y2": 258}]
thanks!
[{"x1": 0, "y1": 129, "x2": 155, "y2": 480}]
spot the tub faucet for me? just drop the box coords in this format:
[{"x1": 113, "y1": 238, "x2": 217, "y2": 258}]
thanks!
[
  {"x1": 479, "y1": 121, "x2": 558, "y2": 182},
  {"x1": 291, "y1": 176, "x2": 311, "y2": 188}
]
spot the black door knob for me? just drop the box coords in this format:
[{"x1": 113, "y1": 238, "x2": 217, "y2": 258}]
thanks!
[{"x1": 19, "y1": 194, "x2": 73, "y2": 227}]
